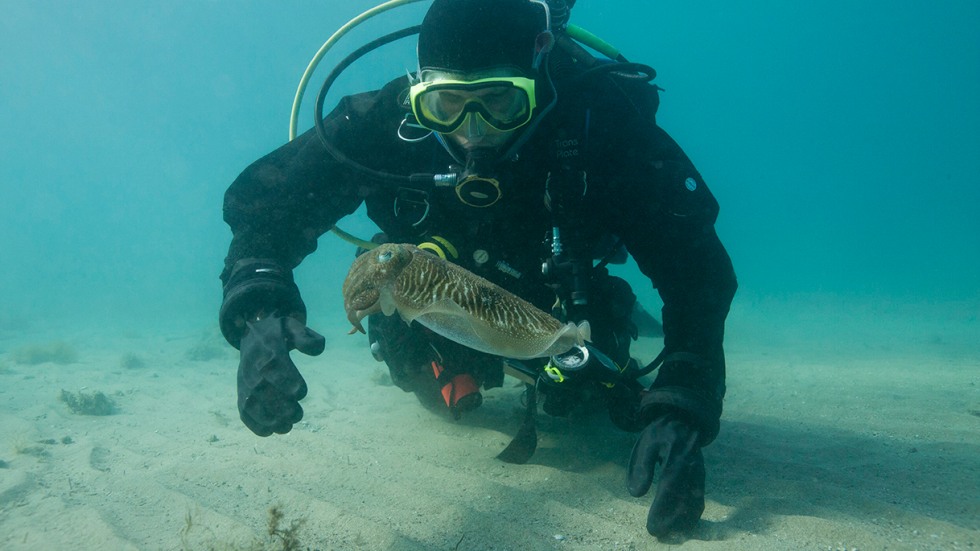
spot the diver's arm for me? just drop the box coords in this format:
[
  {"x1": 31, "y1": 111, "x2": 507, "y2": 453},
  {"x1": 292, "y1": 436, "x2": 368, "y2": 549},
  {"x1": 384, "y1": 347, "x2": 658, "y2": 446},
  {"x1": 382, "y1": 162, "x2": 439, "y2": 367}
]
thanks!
[
  {"x1": 609, "y1": 123, "x2": 736, "y2": 537},
  {"x1": 635, "y1": 218, "x2": 736, "y2": 443},
  {"x1": 218, "y1": 121, "x2": 362, "y2": 346},
  {"x1": 218, "y1": 79, "x2": 410, "y2": 436},
  {"x1": 218, "y1": 77, "x2": 412, "y2": 345},
  {"x1": 610, "y1": 124, "x2": 737, "y2": 442},
  {"x1": 217, "y1": 115, "x2": 362, "y2": 436},
  {"x1": 221, "y1": 119, "x2": 363, "y2": 277}
]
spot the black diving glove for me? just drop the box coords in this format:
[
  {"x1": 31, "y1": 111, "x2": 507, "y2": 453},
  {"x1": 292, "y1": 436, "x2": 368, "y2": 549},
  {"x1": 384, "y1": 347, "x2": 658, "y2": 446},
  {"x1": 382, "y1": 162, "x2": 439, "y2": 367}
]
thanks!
[
  {"x1": 627, "y1": 409, "x2": 705, "y2": 538},
  {"x1": 237, "y1": 314, "x2": 325, "y2": 436}
]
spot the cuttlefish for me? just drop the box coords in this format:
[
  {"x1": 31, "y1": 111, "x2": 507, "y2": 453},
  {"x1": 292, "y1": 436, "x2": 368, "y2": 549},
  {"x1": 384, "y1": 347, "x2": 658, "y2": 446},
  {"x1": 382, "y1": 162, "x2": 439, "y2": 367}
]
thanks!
[{"x1": 343, "y1": 243, "x2": 590, "y2": 359}]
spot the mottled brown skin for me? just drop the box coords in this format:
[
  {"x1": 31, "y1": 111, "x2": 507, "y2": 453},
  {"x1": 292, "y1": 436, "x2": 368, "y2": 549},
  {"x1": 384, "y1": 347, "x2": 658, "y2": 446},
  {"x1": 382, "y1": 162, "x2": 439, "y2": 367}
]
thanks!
[
  {"x1": 342, "y1": 243, "x2": 587, "y2": 359},
  {"x1": 341, "y1": 243, "x2": 414, "y2": 334}
]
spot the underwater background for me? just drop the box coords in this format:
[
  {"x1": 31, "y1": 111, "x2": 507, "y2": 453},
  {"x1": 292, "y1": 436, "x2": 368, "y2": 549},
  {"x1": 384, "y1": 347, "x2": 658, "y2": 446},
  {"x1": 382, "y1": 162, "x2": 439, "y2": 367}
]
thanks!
[
  {"x1": 2, "y1": 0, "x2": 977, "y2": 332},
  {"x1": 1, "y1": 2, "x2": 978, "y2": 550}
]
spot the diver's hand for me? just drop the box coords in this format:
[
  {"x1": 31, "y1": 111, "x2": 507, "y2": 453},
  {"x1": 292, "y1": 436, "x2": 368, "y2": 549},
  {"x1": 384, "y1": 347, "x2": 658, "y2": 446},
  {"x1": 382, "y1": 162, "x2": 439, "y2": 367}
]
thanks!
[
  {"x1": 627, "y1": 409, "x2": 705, "y2": 538},
  {"x1": 237, "y1": 314, "x2": 325, "y2": 436}
]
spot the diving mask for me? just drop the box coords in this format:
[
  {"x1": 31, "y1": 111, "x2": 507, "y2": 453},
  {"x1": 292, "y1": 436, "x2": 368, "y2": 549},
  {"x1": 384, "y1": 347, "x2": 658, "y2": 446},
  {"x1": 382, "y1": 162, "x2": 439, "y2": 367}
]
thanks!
[{"x1": 410, "y1": 76, "x2": 537, "y2": 134}]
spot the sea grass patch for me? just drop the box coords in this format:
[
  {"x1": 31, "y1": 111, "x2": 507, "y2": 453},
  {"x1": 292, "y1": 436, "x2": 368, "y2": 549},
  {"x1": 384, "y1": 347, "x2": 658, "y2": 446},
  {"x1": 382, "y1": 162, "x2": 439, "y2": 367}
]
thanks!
[
  {"x1": 59, "y1": 389, "x2": 117, "y2": 416},
  {"x1": 12, "y1": 341, "x2": 79, "y2": 365}
]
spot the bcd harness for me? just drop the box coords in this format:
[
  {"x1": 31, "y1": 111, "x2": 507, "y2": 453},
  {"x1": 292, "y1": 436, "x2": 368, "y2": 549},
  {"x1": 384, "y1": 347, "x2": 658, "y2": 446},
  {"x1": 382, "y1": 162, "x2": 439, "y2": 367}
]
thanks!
[{"x1": 387, "y1": 106, "x2": 599, "y2": 326}]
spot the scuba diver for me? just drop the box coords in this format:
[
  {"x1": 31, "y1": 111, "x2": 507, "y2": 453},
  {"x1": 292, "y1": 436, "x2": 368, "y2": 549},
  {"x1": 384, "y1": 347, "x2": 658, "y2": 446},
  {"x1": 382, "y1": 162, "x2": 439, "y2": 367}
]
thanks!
[{"x1": 218, "y1": 0, "x2": 736, "y2": 539}]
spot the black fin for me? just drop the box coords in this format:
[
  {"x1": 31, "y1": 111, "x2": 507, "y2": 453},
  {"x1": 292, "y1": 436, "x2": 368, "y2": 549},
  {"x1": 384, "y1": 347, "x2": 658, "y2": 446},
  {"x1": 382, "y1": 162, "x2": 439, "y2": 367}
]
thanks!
[{"x1": 497, "y1": 383, "x2": 537, "y2": 464}]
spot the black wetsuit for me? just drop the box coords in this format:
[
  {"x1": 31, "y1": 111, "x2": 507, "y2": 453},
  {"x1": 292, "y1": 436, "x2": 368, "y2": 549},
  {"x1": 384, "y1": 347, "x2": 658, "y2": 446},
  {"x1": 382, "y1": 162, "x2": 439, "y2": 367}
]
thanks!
[{"x1": 220, "y1": 64, "x2": 737, "y2": 439}]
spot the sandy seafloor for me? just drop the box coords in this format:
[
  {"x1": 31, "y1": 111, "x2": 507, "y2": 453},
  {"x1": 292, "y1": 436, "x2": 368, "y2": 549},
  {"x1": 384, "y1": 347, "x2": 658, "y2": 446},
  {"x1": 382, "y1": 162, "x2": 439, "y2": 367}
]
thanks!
[{"x1": 0, "y1": 293, "x2": 977, "y2": 551}]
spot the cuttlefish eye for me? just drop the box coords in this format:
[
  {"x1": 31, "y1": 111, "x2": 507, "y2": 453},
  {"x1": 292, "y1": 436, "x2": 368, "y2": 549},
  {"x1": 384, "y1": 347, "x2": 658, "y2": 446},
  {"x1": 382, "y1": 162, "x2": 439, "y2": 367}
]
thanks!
[{"x1": 377, "y1": 250, "x2": 393, "y2": 263}]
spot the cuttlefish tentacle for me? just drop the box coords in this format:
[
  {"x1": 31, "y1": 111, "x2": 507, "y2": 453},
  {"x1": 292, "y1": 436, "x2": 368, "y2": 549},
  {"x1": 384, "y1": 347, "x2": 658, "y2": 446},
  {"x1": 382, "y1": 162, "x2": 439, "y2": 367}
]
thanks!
[{"x1": 342, "y1": 243, "x2": 590, "y2": 359}]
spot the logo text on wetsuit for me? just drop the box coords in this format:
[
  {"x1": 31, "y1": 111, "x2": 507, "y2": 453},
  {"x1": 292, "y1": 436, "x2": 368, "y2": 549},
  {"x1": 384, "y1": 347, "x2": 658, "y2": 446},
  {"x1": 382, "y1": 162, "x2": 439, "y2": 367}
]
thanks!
[{"x1": 555, "y1": 138, "x2": 579, "y2": 159}]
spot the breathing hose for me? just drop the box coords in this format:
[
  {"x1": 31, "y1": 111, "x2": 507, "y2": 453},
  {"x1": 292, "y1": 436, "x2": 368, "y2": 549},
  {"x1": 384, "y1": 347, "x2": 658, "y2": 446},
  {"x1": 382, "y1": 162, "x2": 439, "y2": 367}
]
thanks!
[
  {"x1": 289, "y1": 0, "x2": 429, "y2": 141},
  {"x1": 288, "y1": 0, "x2": 638, "y2": 249}
]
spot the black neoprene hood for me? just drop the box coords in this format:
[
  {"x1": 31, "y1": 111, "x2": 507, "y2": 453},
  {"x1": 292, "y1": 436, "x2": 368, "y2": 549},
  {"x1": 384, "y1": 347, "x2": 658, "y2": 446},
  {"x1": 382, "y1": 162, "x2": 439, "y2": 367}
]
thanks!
[{"x1": 418, "y1": 0, "x2": 548, "y2": 75}]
